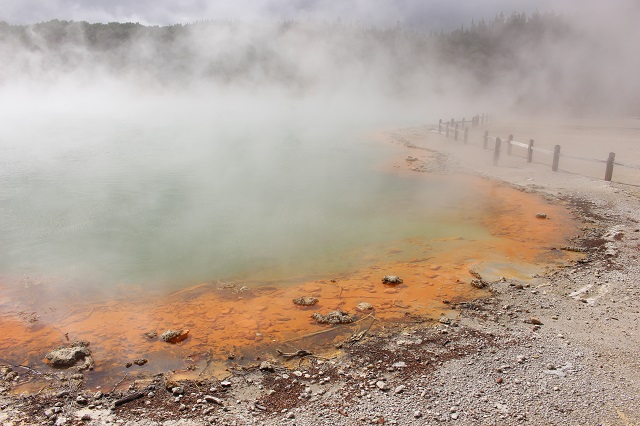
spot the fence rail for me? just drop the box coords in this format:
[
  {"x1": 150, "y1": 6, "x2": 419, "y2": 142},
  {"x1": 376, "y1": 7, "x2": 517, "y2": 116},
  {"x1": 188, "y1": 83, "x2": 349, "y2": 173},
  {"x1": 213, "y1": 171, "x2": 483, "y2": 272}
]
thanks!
[{"x1": 436, "y1": 115, "x2": 640, "y2": 182}]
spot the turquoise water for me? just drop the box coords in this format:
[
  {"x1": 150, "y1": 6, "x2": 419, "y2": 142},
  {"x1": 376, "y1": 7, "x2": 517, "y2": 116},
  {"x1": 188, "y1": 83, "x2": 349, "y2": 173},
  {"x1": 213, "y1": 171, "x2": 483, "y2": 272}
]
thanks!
[{"x1": 0, "y1": 99, "x2": 485, "y2": 291}]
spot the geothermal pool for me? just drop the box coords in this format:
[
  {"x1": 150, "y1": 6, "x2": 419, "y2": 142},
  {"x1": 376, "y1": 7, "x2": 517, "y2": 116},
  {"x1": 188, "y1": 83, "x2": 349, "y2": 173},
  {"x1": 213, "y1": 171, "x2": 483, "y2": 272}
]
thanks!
[
  {"x1": 0, "y1": 113, "x2": 484, "y2": 289},
  {"x1": 0, "y1": 101, "x2": 578, "y2": 389}
]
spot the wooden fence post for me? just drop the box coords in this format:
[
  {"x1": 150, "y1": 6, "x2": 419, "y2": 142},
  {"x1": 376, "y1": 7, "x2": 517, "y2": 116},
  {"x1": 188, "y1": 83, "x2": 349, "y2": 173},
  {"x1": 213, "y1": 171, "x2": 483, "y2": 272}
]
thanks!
[
  {"x1": 454, "y1": 124, "x2": 459, "y2": 141},
  {"x1": 483, "y1": 130, "x2": 489, "y2": 149},
  {"x1": 464, "y1": 127, "x2": 469, "y2": 144},
  {"x1": 605, "y1": 152, "x2": 615, "y2": 181},
  {"x1": 438, "y1": 119, "x2": 442, "y2": 133},
  {"x1": 506, "y1": 134, "x2": 513, "y2": 155},
  {"x1": 527, "y1": 139, "x2": 534, "y2": 163},
  {"x1": 462, "y1": 117, "x2": 465, "y2": 127},
  {"x1": 552, "y1": 145, "x2": 561, "y2": 172},
  {"x1": 493, "y1": 137, "x2": 501, "y2": 166},
  {"x1": 446, "y1": 122, "x2": 450, "y2": 137},
  {"x1": 480, "y1": 114, "x2": 485, "y2": 124}
]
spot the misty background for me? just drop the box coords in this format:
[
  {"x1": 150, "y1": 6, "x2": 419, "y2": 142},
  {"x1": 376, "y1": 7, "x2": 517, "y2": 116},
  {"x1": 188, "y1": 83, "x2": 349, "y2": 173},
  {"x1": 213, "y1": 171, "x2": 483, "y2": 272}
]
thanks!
[
  {"x1": 0, "y1": 0, "x2": 639, "y2": 114},
  {"x1": 0, "y1": 1, "x2": 639, "y2": 290}
]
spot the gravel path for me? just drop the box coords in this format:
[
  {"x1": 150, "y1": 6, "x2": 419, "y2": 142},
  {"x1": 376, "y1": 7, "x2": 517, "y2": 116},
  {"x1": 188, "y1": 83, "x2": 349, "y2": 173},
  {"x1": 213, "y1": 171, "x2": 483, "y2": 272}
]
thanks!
[{"x1": 1, "y1": 119, "x2": 639, "y2": 425}]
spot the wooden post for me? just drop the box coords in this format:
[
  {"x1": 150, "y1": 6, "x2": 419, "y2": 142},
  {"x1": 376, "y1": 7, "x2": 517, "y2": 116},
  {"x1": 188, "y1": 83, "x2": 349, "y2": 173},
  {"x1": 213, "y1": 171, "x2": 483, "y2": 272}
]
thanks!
[
  {"x1": 450, "y1": 118, "x2": 454, "y2": 126},
  {"x1": 552, "y1": 145, "x2": 561, "y2": 172},
  {"x1": 446, "y1": 122, "x2": 450, "y2": 137},
  {"x1": 464, "y1": 127, "x2": 469, "y2": 144},
  {"x1": 605, "y1": 152, "x2": 615, "y2": 181},
  {"x1": 438, "y1": 119, "x2": 442, "y2": 133},
  {"x1": 493, "y1": 137, "x2": 501, "y2": 166},
  {"x1": 527, "y1": 139, "x2": 534, "y2": 163},
  {"x1": 454, "y1": 124, "x2": 459, "y2": 141},
  {"x1": 462, "y1": 117, "x2": 465, "y2": 127},
  {"x1": 483, "y1": 130, "x2": 489, "y2": 149},
  {"x1": 506, "y1": 134, "x2": 513, "y2": 155}
]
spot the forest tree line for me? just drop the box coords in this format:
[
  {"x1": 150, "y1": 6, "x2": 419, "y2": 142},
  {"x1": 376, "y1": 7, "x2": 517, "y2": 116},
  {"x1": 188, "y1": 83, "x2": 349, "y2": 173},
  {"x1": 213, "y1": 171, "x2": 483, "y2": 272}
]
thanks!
[{"x1": 0, "y1": 12, "x2": 636, "y2": 115}]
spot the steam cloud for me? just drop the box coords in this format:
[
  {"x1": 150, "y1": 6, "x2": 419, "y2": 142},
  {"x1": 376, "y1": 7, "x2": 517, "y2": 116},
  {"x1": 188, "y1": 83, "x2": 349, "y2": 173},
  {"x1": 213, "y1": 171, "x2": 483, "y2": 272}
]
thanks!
[{"x1": 0, "y1": 0, "x2": 639, "y2": 115}]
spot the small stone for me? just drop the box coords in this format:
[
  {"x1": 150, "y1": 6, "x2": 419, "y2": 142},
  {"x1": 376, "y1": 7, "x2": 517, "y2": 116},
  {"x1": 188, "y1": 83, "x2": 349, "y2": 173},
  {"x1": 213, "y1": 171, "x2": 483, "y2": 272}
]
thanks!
[
  {"x1": 76, "y1": 396, "x2": 88, "y2": 405},
  {"x1": 144, "y1": 331, "x2": 157, "y2": 339},
  {"x1": 496, "y1": 377, "x2": 503, "y2": 384},
  {"x1": 536, "y1": 213, "x2": 547, "y2": 219},
  {"x1": 376, "y1": 381, "x2": 389, "y2": 391},
  {"x1": 312, "y1": 310, "x2": 357, "y2": 324},
  {"x1": 133, "y1": 358, "x2": 148, "y2": 366},
  {"x1": 392, "y1": 361, "x2": 407, "y2": 369},
  {"x1": 287, "y1": 412, "x2": 295, "y2": 419},
  {"x1": 161, "y1": 329, "x2": 189, "y2": 343},
  {"x1": 471, "y1": 279, "x2": 487, "y2": 289},
  {"x1": 178, "y1": 403, "x2": 187, "y2": 411},
  {"x1": 414, "y1": 410, "x2": 422, "y2": 418},
  {"x1": 204, "y1": 395, "x2": 224, "y2": 405},
  {"x1": 292, "y1": 296, "x2": 319, "y2": 306},
  {"x1": 439, "y1": 316, "x2": 451, "y2": 324},
  {"x1": 546, "y1": 364, "x2": 556, "y2": 370},
  {"x1": 451, "y1": 412, "x2": 459, "y2": 420},
  {"x1": 259, "y1": 361, "x2": 275, "y2": 372},
  {"x1": 382, "y1": 275, "x2": 403, "y2": 285},
  {"x1": 81, "y1": 414, "x2": 91, "y2": 421},
  {"x1": 220, "y1": 380, "x2": 232, "y2": 388},
  {"x1": 45, "y1": 341, "x2": 93, "y2": 369},
  {"x1": 172, "y1": 386, "x2": 185, "y2": 396},
  {"x1": 394, "y1": 385, "x2": 406, "y2": 394},
  {"x1": 356, "y1": 302, "x2": 373, "y2": 311},
  {"x1": 528, "y1": 317, "x2": 543, "y2": 325}
]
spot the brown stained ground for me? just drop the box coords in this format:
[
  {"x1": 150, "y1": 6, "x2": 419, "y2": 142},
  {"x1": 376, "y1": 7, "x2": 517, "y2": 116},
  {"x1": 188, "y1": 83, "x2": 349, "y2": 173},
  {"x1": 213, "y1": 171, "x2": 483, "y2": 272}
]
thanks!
[{"x1": 0, "y1": 137, "x2": 581, "y2": 392}]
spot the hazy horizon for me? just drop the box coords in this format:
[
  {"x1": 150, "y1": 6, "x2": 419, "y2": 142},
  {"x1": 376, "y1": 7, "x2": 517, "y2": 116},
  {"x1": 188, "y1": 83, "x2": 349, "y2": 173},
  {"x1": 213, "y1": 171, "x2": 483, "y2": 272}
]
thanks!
[{"x1": 0, "y1": 0, "x2": 594, "y2": 28}]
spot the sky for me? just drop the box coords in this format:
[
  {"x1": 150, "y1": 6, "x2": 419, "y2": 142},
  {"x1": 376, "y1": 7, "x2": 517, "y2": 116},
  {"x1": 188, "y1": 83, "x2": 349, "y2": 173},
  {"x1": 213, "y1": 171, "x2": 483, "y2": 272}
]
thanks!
[{"x1": 0, "y1": 0, "x2": 589, "y2": 28}]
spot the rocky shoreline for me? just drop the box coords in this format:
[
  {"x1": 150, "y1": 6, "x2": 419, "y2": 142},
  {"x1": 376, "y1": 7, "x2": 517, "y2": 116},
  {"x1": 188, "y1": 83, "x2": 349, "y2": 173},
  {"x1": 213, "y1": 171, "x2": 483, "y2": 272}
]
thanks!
[{"x1": 2, "y1": 124, "x2": 639, "y2": 425}]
